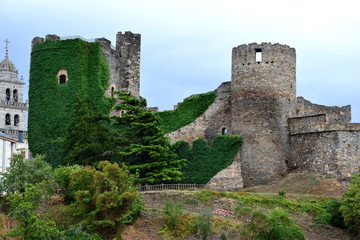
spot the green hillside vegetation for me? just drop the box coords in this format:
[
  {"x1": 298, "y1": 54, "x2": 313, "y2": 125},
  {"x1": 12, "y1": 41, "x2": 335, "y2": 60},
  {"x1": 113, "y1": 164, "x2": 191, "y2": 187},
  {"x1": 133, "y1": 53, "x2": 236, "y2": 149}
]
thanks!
[
  {"x1": 1, "y1": 155, "x2": 359, "y2": 240},
  {"x1": 174, "y1": 135, "x2": 243, "y2": 184},
  {"x1": 131, "y1": 187, "x2": 356, "y2": 240},
  {"x1": 155, "y1": 91, "x2": 217, "y2": 133}
]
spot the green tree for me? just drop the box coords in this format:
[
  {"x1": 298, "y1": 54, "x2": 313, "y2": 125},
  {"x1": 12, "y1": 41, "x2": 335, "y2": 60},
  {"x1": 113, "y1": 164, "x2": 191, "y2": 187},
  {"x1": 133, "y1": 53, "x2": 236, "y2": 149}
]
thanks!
[
  {"x1": 340, "y1": 173, "x2": 360, "y2": 234},
  {"x1": 69, "y1": 161, "x2": 143, "y2": 239},
  {"x1": 61, "y1": 98, "x2": 114, "y2": 166},
  {"x1": 112, "y1": 91, "x2": 185, "y2": 184},
  {"x1": 6, "y1": 184, "x2": 60, "y2": 239},
  {"x1": 0, "y1": 154, "x2": 54, "y2": 195}
]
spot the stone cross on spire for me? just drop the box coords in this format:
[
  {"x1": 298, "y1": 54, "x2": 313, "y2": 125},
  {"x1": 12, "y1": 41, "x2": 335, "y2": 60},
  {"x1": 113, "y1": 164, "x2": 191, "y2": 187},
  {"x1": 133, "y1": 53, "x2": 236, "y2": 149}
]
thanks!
[{"x1": 4, "y1": 38, "x2": 10, "y2": 58}]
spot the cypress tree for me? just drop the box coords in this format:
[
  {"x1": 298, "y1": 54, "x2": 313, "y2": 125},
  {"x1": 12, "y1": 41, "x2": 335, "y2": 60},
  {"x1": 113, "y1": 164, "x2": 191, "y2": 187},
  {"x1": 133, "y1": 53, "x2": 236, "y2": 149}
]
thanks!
[{"x1": 112, "y1": 91, "x2": 185, "y2": 184}]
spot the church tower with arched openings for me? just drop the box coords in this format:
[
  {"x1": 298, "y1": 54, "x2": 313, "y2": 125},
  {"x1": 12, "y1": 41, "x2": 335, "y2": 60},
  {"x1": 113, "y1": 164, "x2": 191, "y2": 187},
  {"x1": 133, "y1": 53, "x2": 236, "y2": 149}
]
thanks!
[{"x1": 0, "y1": 39, "x2": 28, "y2": 143}]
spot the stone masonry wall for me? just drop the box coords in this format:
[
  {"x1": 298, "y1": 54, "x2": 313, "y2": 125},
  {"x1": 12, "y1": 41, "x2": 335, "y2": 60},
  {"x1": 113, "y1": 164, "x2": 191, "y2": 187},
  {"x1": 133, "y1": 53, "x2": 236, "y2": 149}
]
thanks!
[{"x1": 289, "y1": 129, "x2": 360, "y2": 183}]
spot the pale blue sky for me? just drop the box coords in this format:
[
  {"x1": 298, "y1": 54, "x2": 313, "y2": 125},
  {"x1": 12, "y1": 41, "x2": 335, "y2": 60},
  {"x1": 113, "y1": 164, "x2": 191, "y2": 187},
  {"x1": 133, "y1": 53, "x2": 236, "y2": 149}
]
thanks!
[{"x1": 1, "y1": 0, "x2": 359, "y2": 122}]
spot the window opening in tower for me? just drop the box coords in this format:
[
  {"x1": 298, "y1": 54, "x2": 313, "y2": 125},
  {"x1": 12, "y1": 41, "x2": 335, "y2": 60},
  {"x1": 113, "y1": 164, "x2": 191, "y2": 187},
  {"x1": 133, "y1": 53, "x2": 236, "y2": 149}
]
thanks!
[
  {"x1": 6, "y1": 89, "x2": 10, "y2": 101},
  {"x1": 13, "y1": 89, "x2": 18, "y2": 102},
  {"x1": 5, "y1": 114, "x2": 10, "y2": 125},
  {"x1": 14, "y1": 115, "x2": 19, "y2": 126},
  {"x1": 59, "y1": 74, "x2": 66, "y2": 84},
  {"x1": 255, "y1": 48, "x2": 262, "y2": 62}
]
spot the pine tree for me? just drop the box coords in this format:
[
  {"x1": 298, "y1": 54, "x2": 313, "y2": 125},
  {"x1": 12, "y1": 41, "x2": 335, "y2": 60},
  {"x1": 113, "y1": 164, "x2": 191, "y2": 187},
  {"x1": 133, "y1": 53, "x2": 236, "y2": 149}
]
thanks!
[
  {"x1": 112, "y1": 91, "x2": 185, "y2": 184},
  {"x1": 61, "y1": 98, "x2": 114, "y2": 166}
]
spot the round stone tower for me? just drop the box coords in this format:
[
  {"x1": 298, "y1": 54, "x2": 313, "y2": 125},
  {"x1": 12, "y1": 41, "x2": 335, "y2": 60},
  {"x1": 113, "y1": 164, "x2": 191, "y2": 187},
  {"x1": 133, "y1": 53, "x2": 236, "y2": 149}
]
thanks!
[{"x1": 231, "y1": 43, "x2": 296, "y2": 187}]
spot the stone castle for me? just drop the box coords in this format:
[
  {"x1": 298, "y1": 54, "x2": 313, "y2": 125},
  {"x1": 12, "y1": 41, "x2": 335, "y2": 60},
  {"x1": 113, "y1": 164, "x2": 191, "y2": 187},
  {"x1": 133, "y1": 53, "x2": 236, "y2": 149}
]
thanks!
[{"x1": 30, "y1": 32, "x2": 360, "y2": 188}]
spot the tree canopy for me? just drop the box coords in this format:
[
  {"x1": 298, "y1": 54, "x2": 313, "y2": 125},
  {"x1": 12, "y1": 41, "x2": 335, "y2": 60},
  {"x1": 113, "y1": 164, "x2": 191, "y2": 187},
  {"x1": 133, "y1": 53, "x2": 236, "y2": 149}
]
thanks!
[{"x1": 112, "y1": 91, "x2": 186, "y2": 184}]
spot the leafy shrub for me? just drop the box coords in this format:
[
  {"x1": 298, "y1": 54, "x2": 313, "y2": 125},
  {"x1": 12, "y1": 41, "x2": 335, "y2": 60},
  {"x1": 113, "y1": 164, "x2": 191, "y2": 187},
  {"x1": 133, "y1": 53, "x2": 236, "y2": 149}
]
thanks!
[
  {"x1": 159, "y1": 213, "x2": 196, "y2": 239},
  {"x1": 340, "y1": 173, "x2": 360, "y2": 234},
  {"x1": 278, "y1": 190, "x2": 286, "y2": 197},
  {"x1": 163, "y1": 201, "x2": 184, "y2": 231},
  {"x1": 263, "y1": 208, "x2": 305, "y2": 240},
  {"x1": 156, "y1": 91, "x2": 217, "y2": 133},
  {"x1": 197, "y1": 209, "x2": 213, "y2": 240},
  {"x1": 175, "y1": 135, "x2": 243, "y2": 184},
  {"x1": 69, "y1": 161, "x2": 143, "y2": 239}
]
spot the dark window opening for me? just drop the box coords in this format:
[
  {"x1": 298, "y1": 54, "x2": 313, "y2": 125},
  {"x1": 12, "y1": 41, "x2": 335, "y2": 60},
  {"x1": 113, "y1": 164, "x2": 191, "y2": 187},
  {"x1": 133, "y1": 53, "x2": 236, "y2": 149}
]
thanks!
[
  {"x1": 111, "y1": 87, "x2": 115, "y2": 97},
  {"x1": 5, "y1": 114, "x2": 10, "y2": 125},
  {"x1": 59, "y1": 74, "x2": 66, "y2": 84},
  {"x1": 255, "y1": 48, "x2": 262, "y2": 62},
  {"x1": 14, "y1": 115, "x2": 19, "y2": 126},
  {"x1": 6, "y1": 88, "x2": 10, "y2": 101},
  {"x1": 13, "y1": 89, "x2": 18, "y2": 102},
  {"x1": 222, "y1": 128, "x2": 228, "y2": 135}
]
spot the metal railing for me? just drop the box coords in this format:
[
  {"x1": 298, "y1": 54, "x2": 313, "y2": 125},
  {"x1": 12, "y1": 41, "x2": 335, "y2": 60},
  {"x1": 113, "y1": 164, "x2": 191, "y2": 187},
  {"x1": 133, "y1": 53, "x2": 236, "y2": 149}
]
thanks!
[{"x1": 139, "y1": 183, "x2": 207, "y2": 192}]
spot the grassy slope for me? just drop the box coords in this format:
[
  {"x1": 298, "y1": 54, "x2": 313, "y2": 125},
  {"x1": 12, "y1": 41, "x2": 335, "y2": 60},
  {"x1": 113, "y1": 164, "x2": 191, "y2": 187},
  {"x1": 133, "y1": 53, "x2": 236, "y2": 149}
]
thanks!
[{"x1": 122, "y1": 174, "x2": 358, "y2": 240}]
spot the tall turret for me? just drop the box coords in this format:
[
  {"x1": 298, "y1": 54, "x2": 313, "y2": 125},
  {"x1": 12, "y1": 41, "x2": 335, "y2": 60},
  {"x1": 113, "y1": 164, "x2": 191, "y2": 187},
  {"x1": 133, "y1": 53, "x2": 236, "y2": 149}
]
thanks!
[
  {"x1": 231, "y1": 43, "x2": 296, "y2": 187},
  {"x1": 99, "y1": 31, "x2": 141, "y2": 99}
]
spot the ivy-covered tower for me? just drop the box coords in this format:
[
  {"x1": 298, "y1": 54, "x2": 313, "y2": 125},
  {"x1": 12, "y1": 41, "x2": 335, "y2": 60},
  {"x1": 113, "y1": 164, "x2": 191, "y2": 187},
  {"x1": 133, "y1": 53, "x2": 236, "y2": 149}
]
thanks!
[
  {"x1": 28, "y1": 32, "x2": 141, "y2": 166},
  {"x1": 0, "y1": 39, "x2": 28, "y2": 139}
]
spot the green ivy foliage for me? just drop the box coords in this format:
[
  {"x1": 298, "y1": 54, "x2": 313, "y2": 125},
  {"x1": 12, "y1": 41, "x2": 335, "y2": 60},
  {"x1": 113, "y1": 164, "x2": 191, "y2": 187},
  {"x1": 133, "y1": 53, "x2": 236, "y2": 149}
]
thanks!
[
  {"x1": 174, "y1": 135, "x2": 243, "y2": 184},
  {"x1": 155, "y1": 91, "x2": 217, "y2": 134},
  {"x1": 29, "y1": 39, "x2": 113, "y2": 166}
]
